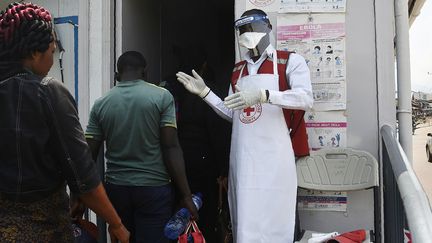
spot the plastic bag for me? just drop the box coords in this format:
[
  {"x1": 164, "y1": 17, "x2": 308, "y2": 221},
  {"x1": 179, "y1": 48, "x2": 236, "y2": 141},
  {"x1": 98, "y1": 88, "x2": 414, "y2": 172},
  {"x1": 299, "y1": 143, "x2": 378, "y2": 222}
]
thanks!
[{"x1": 178, "y1": 220, "x2": 206, "y2": 243}]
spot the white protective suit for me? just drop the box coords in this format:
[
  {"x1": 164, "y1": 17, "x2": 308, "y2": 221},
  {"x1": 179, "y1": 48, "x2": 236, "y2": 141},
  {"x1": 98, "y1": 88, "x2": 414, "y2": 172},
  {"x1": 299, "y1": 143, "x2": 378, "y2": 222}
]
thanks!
[{"x1": 204, "y1": 44, "x2": 313, "y2": 243}]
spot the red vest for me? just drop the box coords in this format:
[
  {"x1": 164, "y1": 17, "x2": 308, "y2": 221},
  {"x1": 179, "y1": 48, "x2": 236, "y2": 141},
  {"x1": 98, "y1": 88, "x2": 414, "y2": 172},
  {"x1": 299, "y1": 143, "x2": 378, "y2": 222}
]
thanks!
[{"x1": 230, "y1": 50, "x2": 310, "y2": 157}]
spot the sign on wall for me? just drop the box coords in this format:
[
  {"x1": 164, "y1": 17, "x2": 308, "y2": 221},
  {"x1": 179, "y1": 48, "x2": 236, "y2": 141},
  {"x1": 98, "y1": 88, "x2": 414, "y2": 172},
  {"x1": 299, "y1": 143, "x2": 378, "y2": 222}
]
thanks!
[
  {"x1": 280, "y1": 0, "x2": 347, "y2": 13},
  {"x1": 305, "y1": 111, "x2": 347, "y2": 150},
  {"x1": 246, "y1": 0, "x2": 281, "y2": 12},
  {"x1": 277, "y1": 13, "x2": 346, "y2": 111}
]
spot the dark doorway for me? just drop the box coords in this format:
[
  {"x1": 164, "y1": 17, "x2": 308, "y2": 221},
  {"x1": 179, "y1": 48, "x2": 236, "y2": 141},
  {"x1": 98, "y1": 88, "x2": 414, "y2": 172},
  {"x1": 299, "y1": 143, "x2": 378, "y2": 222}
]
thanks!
[
  {"x1": 161, "y1": 0, "x2": 235, "y2": 92},
  {"x1": 121, "y1": 0, "x2": 235, "y2": 91}
]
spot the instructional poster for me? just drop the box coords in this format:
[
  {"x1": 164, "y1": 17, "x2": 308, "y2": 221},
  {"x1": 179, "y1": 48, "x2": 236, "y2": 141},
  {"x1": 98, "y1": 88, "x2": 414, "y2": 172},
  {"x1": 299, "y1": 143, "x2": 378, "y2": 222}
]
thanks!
[
  {"x1": 277, "y1": 14, "x2": 346, "y2": 83},
  {"x1": 246, "y1": 0, "x2": 280, "y2": 12},
  {"x1": 277, "y1": 13, "x2": 346, "y2": 111},
  {"x1": 312, "y1": 81, "x2": 346, "y2": 110},
  {"x1": 298, "y1": 189, "x2": 347, "y2": 212},
  {"x1": 305, "y1": 111, "x2": 347, "y2": 150},
  {"x1": 280, "y1": 0, "x2": 347, "y2": 13}
]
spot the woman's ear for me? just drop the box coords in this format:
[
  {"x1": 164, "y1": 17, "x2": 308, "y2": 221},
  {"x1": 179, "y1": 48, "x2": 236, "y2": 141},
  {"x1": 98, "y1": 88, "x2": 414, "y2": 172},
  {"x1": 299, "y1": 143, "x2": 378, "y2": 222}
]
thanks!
[
  {"x1": 31, "y1": 51, "x2": 42, "y2": 61},
  {"x1": 114, "y1": 72, "x2": 120, "y2": 81}
]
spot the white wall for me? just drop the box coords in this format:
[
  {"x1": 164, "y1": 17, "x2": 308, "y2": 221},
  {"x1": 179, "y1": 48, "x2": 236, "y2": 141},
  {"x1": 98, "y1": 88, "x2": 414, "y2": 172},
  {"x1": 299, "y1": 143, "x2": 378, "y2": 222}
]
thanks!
[{"x1": 75, "y1": 0, "x2": 115, "y2": 128}]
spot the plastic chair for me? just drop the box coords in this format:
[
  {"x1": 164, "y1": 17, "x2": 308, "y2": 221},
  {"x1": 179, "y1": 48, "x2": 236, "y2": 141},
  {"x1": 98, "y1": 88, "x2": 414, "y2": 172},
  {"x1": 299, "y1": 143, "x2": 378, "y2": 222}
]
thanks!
[{"x1": 295, "y1": 148, "x2": 379, "y2": 243}]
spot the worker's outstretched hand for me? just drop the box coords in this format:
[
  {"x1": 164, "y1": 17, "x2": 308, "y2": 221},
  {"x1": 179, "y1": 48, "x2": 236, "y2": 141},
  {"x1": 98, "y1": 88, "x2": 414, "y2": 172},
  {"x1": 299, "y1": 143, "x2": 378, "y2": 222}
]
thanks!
[
  {"x1": 224, "y1": 85, "x2": 267, "y2": 110},
  {"x1": 176, "y1": 70, "x2": 210, "y2": 98}
]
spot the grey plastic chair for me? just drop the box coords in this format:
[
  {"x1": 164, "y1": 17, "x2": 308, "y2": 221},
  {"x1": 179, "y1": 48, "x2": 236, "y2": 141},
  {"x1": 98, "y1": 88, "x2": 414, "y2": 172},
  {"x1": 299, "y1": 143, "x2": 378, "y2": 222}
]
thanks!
[{"x1": 295, "y1": 148, "x2": 379, "y2": 243}]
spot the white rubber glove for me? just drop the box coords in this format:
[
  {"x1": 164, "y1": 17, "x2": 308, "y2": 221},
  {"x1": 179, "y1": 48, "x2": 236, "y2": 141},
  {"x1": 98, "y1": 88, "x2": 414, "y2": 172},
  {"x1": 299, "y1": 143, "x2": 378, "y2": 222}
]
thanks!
[
  {"x1": 176, "y1": 70, "x2": 210, "y2": 98},
  {"x1": 223, "y1": 85, "x2": 267, "y2": 110}
]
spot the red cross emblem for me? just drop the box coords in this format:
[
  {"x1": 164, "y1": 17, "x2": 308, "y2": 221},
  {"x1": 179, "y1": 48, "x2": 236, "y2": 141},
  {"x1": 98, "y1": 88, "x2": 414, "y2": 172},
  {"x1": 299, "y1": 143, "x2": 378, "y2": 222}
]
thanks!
[
  {"x1": 239, "y1": 104, "x2": 262, "y2": 124},
  {"x1": 243, "y1": 107, "x2": 255, "y2": 117}
]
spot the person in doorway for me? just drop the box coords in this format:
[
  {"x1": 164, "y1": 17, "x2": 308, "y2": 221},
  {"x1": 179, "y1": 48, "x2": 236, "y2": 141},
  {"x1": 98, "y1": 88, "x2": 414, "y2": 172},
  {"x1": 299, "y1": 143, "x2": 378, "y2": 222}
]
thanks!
[
  {"x1": 0, "y1": 2, "x2": 129, "y2": 242},
  {"x1": 85, "y1": 51, "x2": 198, "y2": 243},
  {"x1": 176, "y1": 9, "x2": 313, "y2": 242},
  {"x1": 162, "y1": 48, "x2": 231, "y2": 243}
]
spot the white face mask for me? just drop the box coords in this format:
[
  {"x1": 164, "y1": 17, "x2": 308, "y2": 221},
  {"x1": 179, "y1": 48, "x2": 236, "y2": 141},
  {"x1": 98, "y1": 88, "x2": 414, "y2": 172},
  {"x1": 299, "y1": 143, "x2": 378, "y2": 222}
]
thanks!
[{"x1": 238, "y1": 32, "x2": 266, "y2": 49}]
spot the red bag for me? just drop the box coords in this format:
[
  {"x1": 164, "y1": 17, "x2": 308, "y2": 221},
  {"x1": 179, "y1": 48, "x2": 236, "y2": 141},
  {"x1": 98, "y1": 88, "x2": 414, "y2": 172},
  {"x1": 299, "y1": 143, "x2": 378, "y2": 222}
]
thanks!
[{"x1": 178, "y1": 220, "x2": 206, "y2": 243}]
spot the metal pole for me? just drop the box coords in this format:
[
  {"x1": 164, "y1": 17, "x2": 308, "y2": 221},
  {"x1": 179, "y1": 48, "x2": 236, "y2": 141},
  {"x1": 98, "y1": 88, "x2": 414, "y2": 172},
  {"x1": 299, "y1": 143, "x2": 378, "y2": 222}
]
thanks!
[
  {"x1": 395, "y1": 0, "x2": 413, "y2": 162},
  {"x1": 381, "y1": 125, "x2": 432, "y2": 243},
  {"x1": 382, "y1": 138, "x2": 405, "y2": 243}
]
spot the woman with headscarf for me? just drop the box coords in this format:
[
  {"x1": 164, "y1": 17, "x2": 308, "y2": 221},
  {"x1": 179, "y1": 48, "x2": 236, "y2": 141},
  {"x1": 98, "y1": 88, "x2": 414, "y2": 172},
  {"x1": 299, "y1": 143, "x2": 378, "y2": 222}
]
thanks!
[{"x1": 0, "y1": 2, "x2": 129, "y2": 242}]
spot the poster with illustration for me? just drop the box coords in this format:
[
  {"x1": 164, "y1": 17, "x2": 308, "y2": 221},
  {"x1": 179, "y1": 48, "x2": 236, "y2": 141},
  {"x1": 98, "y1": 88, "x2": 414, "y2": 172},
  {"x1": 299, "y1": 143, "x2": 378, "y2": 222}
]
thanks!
[
  {"x1": 277, "y1": 13, "x2": 346, "y2": 83},
  {"x1": 280, "y1": 0, "x2": 347, "y2": 13},
  {"x1": 277, "y1": 14, "x2": 346, "y2": 111},
  {"x1": 312, "y1": 81, "x2": 346, "y2": 110},
  {"x1": 305, "y1": 111, "x2": 347, "y2": 150}
]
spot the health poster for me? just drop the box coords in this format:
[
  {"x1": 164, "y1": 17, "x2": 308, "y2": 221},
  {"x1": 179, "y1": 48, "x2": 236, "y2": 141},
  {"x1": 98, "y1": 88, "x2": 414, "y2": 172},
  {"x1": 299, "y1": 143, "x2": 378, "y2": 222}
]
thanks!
[
  {"x1": 312, "y1": 81, "x2": 346, "y2": 111},
  {"x1": 277, "y1": 14, "x2": 346, "y2": 83},
  {"x1": 280, "y1": 0, "x2": 347, "y2": 13},
  {"x1": 277, "y1": 14, "x2": 346, "y2": 111},
  {"x1": 246, "y1": 0, "x2": 281, "y2": 12},
  {"x1": 305, "y1": 111, "x2": 347, "y2": 150}
]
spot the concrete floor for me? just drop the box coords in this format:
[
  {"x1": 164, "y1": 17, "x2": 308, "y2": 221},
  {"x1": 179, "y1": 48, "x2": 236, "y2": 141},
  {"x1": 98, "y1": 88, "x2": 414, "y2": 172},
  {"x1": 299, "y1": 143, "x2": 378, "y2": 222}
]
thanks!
[{"x1": 412, "y1": 124, "x2": 432, "y2": 206}]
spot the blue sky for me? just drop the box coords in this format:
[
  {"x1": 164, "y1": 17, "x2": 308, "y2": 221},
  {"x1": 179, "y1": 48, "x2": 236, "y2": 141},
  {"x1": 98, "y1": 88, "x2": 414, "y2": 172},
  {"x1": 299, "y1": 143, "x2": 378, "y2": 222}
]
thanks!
[{"x1": 410, "y1": 0, "x2": 432, "y2": 92}]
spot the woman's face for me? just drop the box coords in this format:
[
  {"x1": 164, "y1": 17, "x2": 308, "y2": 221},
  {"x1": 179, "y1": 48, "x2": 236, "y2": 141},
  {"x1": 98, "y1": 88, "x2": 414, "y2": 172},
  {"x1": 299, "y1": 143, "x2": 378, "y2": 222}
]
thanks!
[{"x1": 29, "y1": 40, "x2": 56, "y2": 76}]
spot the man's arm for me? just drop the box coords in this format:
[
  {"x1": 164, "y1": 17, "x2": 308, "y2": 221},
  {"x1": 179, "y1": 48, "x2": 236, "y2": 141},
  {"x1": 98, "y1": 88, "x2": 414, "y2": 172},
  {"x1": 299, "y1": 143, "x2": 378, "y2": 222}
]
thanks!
[
  {"x1": 160, "y1": 126, "x2": 198, "y2": 219},
  {"x1": 86, "y1": 138, "x2": 103, "y2": 162}
]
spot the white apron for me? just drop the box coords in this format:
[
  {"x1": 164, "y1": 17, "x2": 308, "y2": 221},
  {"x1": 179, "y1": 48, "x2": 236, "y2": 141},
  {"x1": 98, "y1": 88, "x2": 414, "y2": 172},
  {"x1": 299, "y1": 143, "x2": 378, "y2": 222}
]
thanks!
[{"x1": 228, "y1": 50, "x2": 298, "y2": 243}]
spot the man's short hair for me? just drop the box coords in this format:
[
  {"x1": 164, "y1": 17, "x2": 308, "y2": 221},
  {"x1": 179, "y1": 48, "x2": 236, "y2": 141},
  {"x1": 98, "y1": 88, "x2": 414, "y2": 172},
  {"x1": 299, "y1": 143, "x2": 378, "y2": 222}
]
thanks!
[{"x1": 117, "y1": 51, "x2": 147, "y2": 74}]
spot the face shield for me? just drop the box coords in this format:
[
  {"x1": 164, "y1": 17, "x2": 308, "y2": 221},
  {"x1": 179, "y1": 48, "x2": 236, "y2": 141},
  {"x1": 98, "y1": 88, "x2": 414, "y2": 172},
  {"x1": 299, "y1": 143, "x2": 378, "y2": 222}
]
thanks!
[{"x1": 234, "y1": 14, "x2": 272, "y2": 60}]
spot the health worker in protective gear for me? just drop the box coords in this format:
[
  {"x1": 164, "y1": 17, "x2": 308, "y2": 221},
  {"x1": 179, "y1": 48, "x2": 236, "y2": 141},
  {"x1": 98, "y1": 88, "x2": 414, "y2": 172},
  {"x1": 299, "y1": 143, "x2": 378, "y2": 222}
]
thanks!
[{"x1": 176, "y1": 9, "x2": 313, "y2": 243}]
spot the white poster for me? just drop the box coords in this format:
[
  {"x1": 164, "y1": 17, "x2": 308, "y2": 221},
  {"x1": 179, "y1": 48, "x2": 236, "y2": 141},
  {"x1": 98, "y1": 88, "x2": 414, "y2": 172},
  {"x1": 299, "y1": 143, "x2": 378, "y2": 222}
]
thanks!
[
  {"x1": 298, "y1": 189, "x2": 347, "y2": 212},
  {"x1": 277, "y1": 14, "x2": 346, "y2": 111},
  {"x1": 277, "y1": 14, "x2": 346, "y2": 82},
  {"x1": 246, "y1": 0, "x2": 281, "y2": 12},
  {"x1": 308, "y1": 37, "x2": 345, "y2": 83},
  {"x1": 312, "y1": 81, "x2": 346, "y2": 110},
  {"x1": 280, "y1": 0, "x2": 347, "y2": 13},
  {"x1": 305, "y1": 111, "x2": 347, "y2": 150}
]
